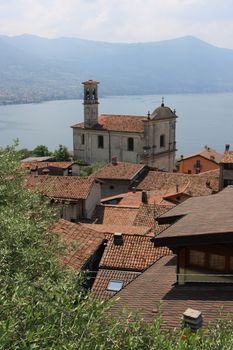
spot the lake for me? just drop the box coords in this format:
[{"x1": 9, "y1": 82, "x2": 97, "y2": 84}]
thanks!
[{"x1": 0, "y1": 93, "x2": 233, "y2": 156}]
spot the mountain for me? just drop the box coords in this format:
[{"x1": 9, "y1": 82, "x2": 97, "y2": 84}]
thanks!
[{"x1": 1, "y1": 34, "x2": 233, "y2": 104}]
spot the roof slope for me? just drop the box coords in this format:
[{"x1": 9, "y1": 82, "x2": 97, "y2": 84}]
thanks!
[
  {"x1": 94, "y1": 162, "x2": 145, "y2": 180},
  {"x1": 137, "y1": 170, "x2": 219, "y2": 196},
  {"x1": 82, "y1": 223, "x2": 151, "y2": 236},
  {"x1": 100, "y1": 234, "x2": 172, "y2": 271},
  {"x1": 220, "y1": 151, "x2": 233, "y2": 164},
  {"x1": 21, "y1": 161, "x2": 74, "y2": 171},
  {"x1": 156, "y1": 186, "x2": 233, "y2": 242},
  {"x1": 50, "y1": 219, "x2": 105, "y2": 270},
  {"x1": 111, "y1": 255, "x2": 233, "y2": 328},
  {"x1": 24, "y1": 175, "x2": 96, "y2": 200},
  {"x1": 71, "y1": 114, "x2": 147, "y2": 133},
  {"x1": 92, "y1": 205, "x2": 139, "y2": 225},
  {"x1": 180, "y1": 147, "x2": 223, "y2": 164},
  {"x1": 92, "y1": 269, "x2": 140, "y2": 300}
]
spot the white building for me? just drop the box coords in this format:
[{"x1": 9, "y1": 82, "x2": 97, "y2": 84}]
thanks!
[{"x1": 72, "y1": 80, "x2": 177, "y2": 171}]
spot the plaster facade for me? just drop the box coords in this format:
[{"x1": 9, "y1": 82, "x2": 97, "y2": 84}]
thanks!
[{"x1": 72, "y1": 81, "x2": 177, "y2": 172}]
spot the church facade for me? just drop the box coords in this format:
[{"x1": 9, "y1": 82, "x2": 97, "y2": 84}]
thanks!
[{"x1": 72, "y1": 80, "x2": 177, "y2": 171}]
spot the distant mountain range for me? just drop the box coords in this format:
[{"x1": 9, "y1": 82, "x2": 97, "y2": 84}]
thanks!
[{"x1": 1, "y1": 34, "x2": 233, "y2": 104}]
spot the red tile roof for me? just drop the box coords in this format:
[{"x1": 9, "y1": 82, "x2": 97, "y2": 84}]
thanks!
[
  {"x1": 24, "y1": 175, "x2": 96, "y2": 200},
  {"x1": 99, "y1": 234, "x2": 172, "y2": 271},
  {"x1": 21, "y1": 161, "x2": 74, "y2": 171},
  {"x1": 220, "y1": 151, "x2": 233, "y2": 163},
  {"x1": 92, "y1": 269, "x2": 140, "y2": 300},
  {"x1": 82, "y1": 223, "x2": 151, "y2": 236},
  {"x1": 137, "y1": 170, "x2": 219, "y2": 196},
  {"x1": 180, "y1": 147, "x2": 223, "y2": 164},
  {"x1": 94, "y1": 162, "x2": 145, "y2": 181},
  {"x1": 92, "y1": 205, "x2": 139, "y2": 225},
  {"x1": 50, "y1": 219, "x2": 105, "y2": 270},
  {"x1": 71, "y1": 114, "x2": 147, "y2": 133},
  {"x1": 111, "y1": 255, "x2": 233, "y2": 328}
]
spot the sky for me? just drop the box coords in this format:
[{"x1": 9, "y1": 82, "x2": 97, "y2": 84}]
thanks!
[{"x1": 0, "y1": 0, "x2": 233, "y2": 48}]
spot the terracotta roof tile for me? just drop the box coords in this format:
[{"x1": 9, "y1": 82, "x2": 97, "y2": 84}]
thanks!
[
  {"x1": 220, "y1": 151, "x2": 233, "y2": 163},
  {"x1": 92, "y1": 205, "x2": 139, "y2": 225},
  {"x1": 137, "y1": 170, "x2": 219, "y2": 196},
  {"x1": 24, "y1": 175, "x2": 96, "y2": 200},
  {"x1": 21, "y1": 161, "x2": 74, "y2": 171},
  {"x1": 100, "y1": 234, "x2": 172, "y2": 271},
  {"x1": 133, "y1": 204, "x2": 172, "y2": 235},
  {"x1": 50, "y1": 219, "x2": 105, "y2": 270},
  {"x1": 71, "y1": 114, "x2": 147, "y2": 133},
  {"x1": 101, "y1": 191, "x2": 173, "y2": 207},
  {"x1": 92, "y1": 269, "x2": 140, "y2": 300},
  {"x1": 180, "y1": 147, "x2": 223, "y2": 164},
  {"x1": 94, "y1": 162, "x2": 145, "y2": 181},
  {"x1": 111, "y1": 255, "x2": 233, "y2": 328},
  {"x1": 82, "y1": 223, "x2": 151, "y2": 236}
]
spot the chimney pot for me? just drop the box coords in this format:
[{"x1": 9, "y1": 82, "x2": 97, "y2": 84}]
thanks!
[
  {"x1": 180, "y1": 155, "x2": 183, "y2": 159},
  {"x1": 142, "y1": 190, "x2": 148, "y2": 204},
  {"x1": 113, "y1": 232, "x2": 123, "y2": 245},
  {"x1": 112, "y1": 156, "x2": 118, "y2": 165},
  {"x1": 182, "y1": 308, "x2": 203, "y2": 331},
  {"x1": 225, "y1": 144, "x2": 230, "y2": 153}
]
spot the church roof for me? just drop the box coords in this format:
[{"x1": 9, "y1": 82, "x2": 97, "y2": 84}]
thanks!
[
  {"x1": 71, "y1": 114, "x2": 147, "y2": 133},
  {"x1": 150, "y1": 104, "x2": 176, "y2": 120}
]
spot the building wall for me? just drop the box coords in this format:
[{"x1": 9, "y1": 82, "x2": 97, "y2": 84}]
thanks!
[
  {"x1": 219, "y1": 165, "x2": 233, "y2": 190},
  {"x1": 85, "y1": 182, "x2": 101, "y2": 218},
  {"x1": 73, "y1": 128, "x2": 143, "y2": 164},
  {"x1": 100, "y1": 180, "x2": 131, "y2": 198},
  {"x1": 60, "y1": 201, "x2": 83, "y2": 222},
  {"x1": 179, "y1": 156, "x2": 219, "y2": 174}
]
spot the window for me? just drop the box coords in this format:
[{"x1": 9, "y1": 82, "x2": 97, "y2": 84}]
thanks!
[
  {"x1": 196, "y1": 160, "x2": 201, "y2": 168},
  {"x1": 224, "y1": 164, "x2": 233, "y2": 170},
  {"x1": 189, "y1": 250, "x2": 205, "y2": 267},
  {"x1": 127, "y1": 137, "x2": 134, "y2": 151},
  {"x1": 188, "y1": 170, "x2": 192, "y2": 174},
  {"x1": 98, "y1": 135, "x2": 104, "y2": 149},
  {"x1": 224, "y1": 179, "x2": 233, "y2": 188},
  {"x1": 160, "y1": 135, "x2": 165, "y2": 148},
  {"x1": 107, "y1": 280, "x2": 123, "y2": 292},
  {"x1": 81, "y1": 134, "x2": 85, "y2": 145},
  {"x1": 209, "y1": 254, "x2": 225, "y2": 271}
]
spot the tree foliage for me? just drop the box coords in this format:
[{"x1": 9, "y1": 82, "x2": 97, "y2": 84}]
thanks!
[
  {"x1": 79, "y1": 162, "x2": 105, "y2": 176},
  {"x1": 32, "y1": 144, "x2": 51, "y2": 157},
  {"x1": 53, "y1": 144, "x2": 71, "y2": 161},
  {"x1": 0, "y1": 145, "x2": 233, "y2": 349}
]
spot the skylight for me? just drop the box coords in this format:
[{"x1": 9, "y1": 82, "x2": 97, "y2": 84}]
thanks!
[{"x1": 107, "y1": 280, "x2": 123, "y2": 292}]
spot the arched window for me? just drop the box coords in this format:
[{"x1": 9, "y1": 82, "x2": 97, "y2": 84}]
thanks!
[{"x1": 128, "y1": 137, "x2": 134, "y2": 151}]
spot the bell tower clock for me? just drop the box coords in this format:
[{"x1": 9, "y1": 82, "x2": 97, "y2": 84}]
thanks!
[{"x1": 83, "y1": 80, "x2": 99, "y2": 127}]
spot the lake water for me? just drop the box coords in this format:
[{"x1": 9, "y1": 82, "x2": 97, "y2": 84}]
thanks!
[{"x1": 0, "y1": 93, "x2": 233, "y2": 156}]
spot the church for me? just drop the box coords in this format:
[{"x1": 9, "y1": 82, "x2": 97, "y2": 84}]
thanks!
[{"x1": 71, "y1": 80, "x2": 177, "y2": 171}]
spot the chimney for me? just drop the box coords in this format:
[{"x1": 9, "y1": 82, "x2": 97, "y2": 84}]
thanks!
[
  {"x1": 180, "y1": 155, "x2": 183, "y2": 160},
  {"x1": 113, "y1": 232, "x2": 123, "y2": 245},
  {"x1": 111, "y1": 156, "x2": 118, "y2": 165},
  {"x1": 141, "y1": 190, "x2": 148, "y2": 204},
  {"x1": 182, "y1": 308, "x2": 203, "y2": 331},
  {"x1": 225, "y1": 144, "x2": 230, "y2": 153}
]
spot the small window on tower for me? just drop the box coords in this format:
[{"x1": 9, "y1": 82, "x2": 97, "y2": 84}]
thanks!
[
  {"x1": 98, "y1": 135, "x2": 104, "y2": 149},
  {"x1": 128, "y1": 138, "x2": 134, "y2": 151},
  {"x1": 81, "y1": 134, "x2": 85, "y2": 145},
  {"x1": 160, "y1": 135, "x2": 165, "y2": 147}
]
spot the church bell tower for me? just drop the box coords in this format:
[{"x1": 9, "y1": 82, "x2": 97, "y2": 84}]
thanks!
[{"x1": 83, "y1": 80, "x2": 99, "y2": 128}]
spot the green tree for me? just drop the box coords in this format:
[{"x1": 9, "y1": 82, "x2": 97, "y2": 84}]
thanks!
[
  {"x1": 17, "y1": 147, "x2": 33, "y2": 160},
  {"x1": 32, "y1": 144, "x2": 51, "y2": 157},
  {"x1": 53, "y1": 144, "x2": 71, "y2": 161}
]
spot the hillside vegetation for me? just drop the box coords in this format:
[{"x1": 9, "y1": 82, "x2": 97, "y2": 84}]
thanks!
[{"x1": 1, "y1": 34, "x2": 233, "y2": 104}]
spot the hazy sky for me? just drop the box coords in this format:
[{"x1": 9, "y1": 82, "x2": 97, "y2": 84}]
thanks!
[{"x1": 0, "y1": 0, "x2": 233, "y2": 48}]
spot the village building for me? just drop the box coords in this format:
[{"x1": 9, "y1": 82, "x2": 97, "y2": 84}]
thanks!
[
  {"x1": 92, "y1": 233, "x2": 172, "y2": 300},
  {"x1": 93, "y1": 159, "x2": 147, "y2": 197},
  {"x1": 71, "y1": 80, "x2": 177, "y2": 171},
  {"x1": 110, "y1": 186, "x2": 233, "y2": 328},
  {"x1": 178, "y1": 145, "x2": 222, "y2": 174},
  {"x1": 21, "y1": 161, "x2": 79, "y2": 176},
  {"x1": 219, "y1": 144, "x2": 233, "y2": 190},
  {"x1": 24, "y1": 175, "x2": 101, "y2": 222}
]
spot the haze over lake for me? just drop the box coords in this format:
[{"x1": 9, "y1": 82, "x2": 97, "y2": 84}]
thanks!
[{"x1": 0, "y1": 92, "x2": 232, "y2": 156}]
